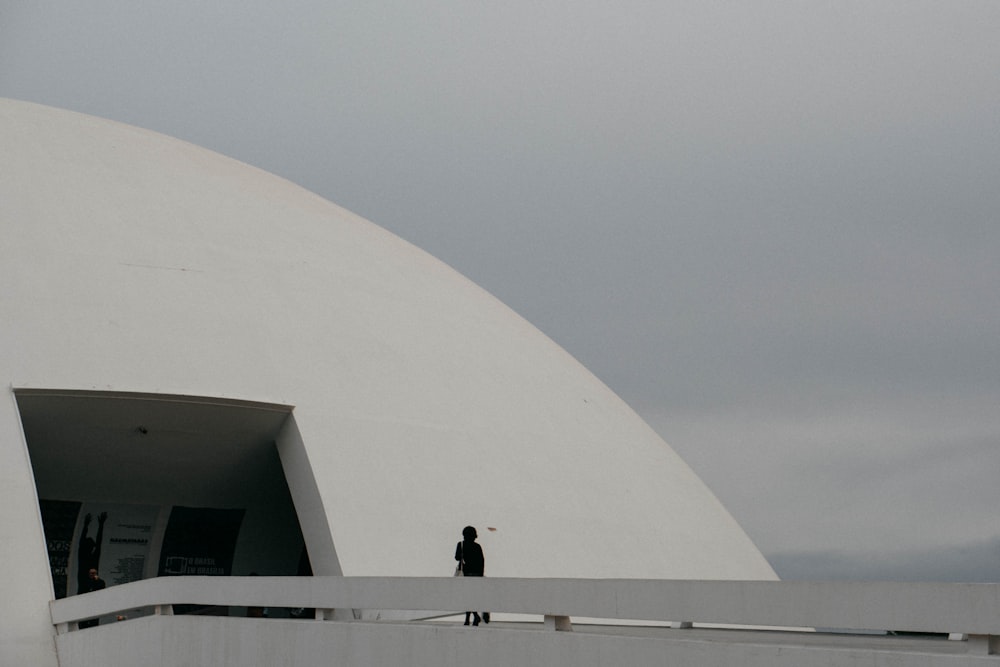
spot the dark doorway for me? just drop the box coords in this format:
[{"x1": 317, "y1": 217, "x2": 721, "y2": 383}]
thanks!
[{"x1": 17, "y1": 389, "x2": 307, "y2": 603}]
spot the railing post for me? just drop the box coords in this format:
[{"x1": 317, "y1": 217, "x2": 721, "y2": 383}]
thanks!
[
  {"x1": 967, "y1": 635, "x2": 999, "y2": 655},
  {"x1": 543, "y1": 615, "x2": 572, "y2": 631}
]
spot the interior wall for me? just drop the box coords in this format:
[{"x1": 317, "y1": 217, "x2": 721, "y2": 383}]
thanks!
[{"x1": 229, "y1": 444, "x2": 307, "y2": 577}]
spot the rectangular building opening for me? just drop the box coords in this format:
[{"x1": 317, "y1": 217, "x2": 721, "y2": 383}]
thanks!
[{"x1": 16, "y1": 389, "x2": 311, "y2": 617}]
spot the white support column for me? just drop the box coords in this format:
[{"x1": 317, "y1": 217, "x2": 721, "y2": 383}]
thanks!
[{"x1": 543, "y1": 615, "x2": 572, "y2": 631}]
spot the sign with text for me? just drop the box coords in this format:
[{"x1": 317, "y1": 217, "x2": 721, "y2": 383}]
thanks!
[
  {"x1": 157, "y1": 506, "x2": 245, "y2": 577},
  {"x1": 69, "y1": 503, "x2": 160, "y2": 594}
]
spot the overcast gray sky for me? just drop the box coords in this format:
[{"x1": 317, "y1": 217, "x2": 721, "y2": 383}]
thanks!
[{"x1": 3, "y1": 1, "x2": 999, "y2": 581}]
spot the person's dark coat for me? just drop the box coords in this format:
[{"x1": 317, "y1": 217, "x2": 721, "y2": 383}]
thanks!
[{"x1": 456, "y1": 540, "x2": 485, "y2": 577}]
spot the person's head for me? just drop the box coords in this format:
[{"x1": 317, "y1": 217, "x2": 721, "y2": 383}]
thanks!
[
  {"x1": 462, "y1": 525, "x2": 477, "y2": 541},
  {"x1": 88, "y1": 568, "x2": 99, "y2": 580}
]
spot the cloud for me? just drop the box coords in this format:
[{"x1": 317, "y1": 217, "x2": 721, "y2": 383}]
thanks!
[
  {"x1": 641, "y1": 396, "x2": 1000, "y2": 563},
  {"x1": 769, "y1": 537, "x2": 1000, "y2": 582}
]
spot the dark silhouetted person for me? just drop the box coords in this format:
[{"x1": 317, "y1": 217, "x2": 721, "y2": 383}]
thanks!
[
  {"x1": 78, "y1": 568, "x2": 106, "y2": 628},
  {"x1": 77, "y1": 512, "x2": 107, "y2": 596},
  {"x1": 455, "y1": 526, "x2": 489, "y2": 626}
]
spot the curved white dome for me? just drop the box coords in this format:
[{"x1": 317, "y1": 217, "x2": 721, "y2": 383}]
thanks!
[{"x1": 0, "y1": 98, "x2": 775, "y2": 661}]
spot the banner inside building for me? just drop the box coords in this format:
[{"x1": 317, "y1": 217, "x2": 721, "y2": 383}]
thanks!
[{"x1": 39, "y1": 500, "x2": 244, "y2": 602}]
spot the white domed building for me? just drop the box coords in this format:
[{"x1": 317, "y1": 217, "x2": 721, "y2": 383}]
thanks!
[{"x1": 0, "y1": 98, "x2": 775, "y2": 665}]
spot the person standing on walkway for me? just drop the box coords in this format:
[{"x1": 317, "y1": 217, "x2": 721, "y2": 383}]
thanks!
[
  {"x1": 455, "y1": 526, "x2": 489, "y2": 625},
  {"x1": 78, "y1": 568, "x2": 106, "y2": 628}
]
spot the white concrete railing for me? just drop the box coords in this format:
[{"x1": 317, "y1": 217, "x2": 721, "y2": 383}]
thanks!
[{"x1": 50, "y1": 577, "x2": 1000, "y2": 651}]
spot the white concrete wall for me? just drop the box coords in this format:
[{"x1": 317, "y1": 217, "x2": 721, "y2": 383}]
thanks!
[
  {"x1": 48, "y1": 577, "x2": 1000, "y2": 667},
  {"x1": 1, "y1": 97, "x2": 777, "y2": 664},
  {"x1": 275, "y1": 416, "x2": 341, "y2": 576},
  {"x1": 49, "y1": 576, "x2": 1000, "y2": 637},
  {"x1": 55, "y1": 615, "x2": 999, "y2": 667},
  {"x1": 1, "y1": 97, "x2": 774, "y2": 579},
  {"x1": 0, "y1": 395, "x2": 60, "y2": 666}
]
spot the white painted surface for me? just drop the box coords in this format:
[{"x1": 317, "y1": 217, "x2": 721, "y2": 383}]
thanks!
[
  {"x1": 0, "y1": 394, "x2": 61, "y2": 666},
  {"x1": 49, "y1": 577, "x2": 1000, "y2": 667},
  {"x1": 1, "y1": 98, "x2": 776, "y2": 664},
  {"x1": 54, "y1": 616, "x2": 998, "y2": 667},
  {"x1": 50, "y1": 576, "x2": 1000, "y2": 637}
]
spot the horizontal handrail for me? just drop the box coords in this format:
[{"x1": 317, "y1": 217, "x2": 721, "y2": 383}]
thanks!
[{"x1": 50, "y1": 577, "x2": 1000, "y2": 637}]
